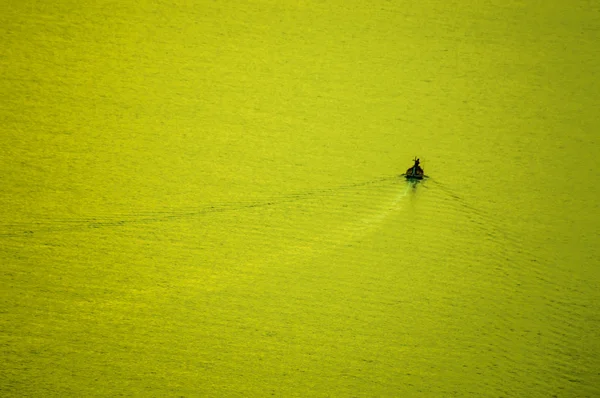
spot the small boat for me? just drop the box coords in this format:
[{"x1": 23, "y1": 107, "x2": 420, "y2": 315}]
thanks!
[{"x1": 404, "y1": 157, "x2": 425, "y2": 179}]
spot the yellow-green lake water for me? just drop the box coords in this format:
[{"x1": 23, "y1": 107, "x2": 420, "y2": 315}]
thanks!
[{"x1": 1, "y1": 1, "x2": 599, "y2": 396}]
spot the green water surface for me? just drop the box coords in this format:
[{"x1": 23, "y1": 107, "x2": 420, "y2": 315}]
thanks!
[{"x1": 1, "y1": 1, "x2": 599, "y2": 396}]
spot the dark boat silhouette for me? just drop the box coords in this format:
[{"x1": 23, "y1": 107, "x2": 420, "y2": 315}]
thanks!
[{"x1": 404, "y1": 157, "x2": 425, "y2": 179}]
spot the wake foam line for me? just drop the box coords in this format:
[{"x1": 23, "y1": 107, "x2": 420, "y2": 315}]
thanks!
[
  {"x1": 318, "y1": 183, "x2": 413, "y2": 250},
  {"x1": 0, "y1": 175, "x2": 402, "y2": 237},
  {"x1": 355, "y1": 183, "x2": 411, "y2": 232}
]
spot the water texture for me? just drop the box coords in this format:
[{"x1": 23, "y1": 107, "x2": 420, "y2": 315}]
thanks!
[{"x1": 1, "y1": 1, "x2": 599, "y2": 396}]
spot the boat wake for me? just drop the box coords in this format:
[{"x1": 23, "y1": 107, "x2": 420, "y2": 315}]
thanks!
[
  {"x1": 311, "y1": 181, "x2": 414, "y2": 252},
  {"x1": 356, "y1": 183, "x2": 411, "y2": 229},
  {"x1": 0, "y1": 175, "x2": 402, "y2": 238}
]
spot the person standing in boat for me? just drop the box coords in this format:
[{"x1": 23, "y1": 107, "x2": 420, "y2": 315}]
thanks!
[{"x1": 414, "y1": 158, "x2": 422, "y2": 173}]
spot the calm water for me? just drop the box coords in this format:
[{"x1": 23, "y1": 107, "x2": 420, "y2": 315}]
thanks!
[{"x1": 1, "y1": 1, "x2": 599, "y2": 396}]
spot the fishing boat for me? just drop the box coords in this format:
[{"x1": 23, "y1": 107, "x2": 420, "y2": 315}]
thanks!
[{"x1": 404, "y1": 157, "x2": 425, "y2": 179}]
